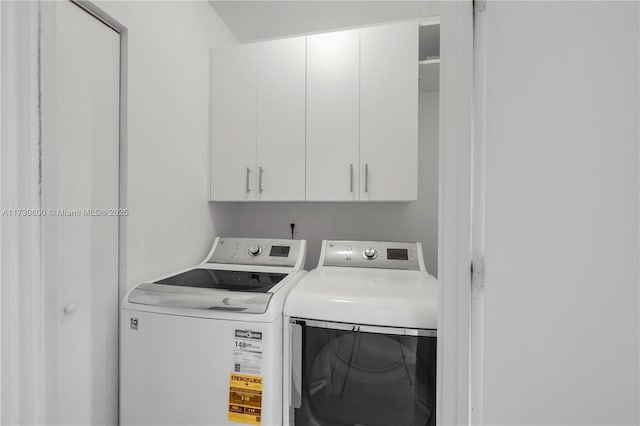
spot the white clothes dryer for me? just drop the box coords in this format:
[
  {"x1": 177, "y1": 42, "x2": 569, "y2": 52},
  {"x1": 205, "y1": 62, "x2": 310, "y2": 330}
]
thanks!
[
  {"x1": 283, "y1": 240, "x2": 438, "y2": 426},
  {"x1": 120, "y1": 237, "x2": 306, "y2": 426}
]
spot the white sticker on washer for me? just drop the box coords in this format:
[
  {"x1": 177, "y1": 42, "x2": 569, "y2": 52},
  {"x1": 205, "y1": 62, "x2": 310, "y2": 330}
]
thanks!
[{"x1": 233, "y1": 329, "x2": 264, "y2": 375}]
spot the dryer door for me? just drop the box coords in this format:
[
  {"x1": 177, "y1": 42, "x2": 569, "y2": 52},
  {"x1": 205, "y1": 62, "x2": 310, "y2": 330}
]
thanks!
[{"x1": 290, "y1": 320, "x2": 437, "y2": 426}]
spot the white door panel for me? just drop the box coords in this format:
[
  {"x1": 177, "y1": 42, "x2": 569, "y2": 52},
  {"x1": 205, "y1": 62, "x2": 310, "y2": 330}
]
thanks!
[
  {"x1": 256, "y1": 37, "x2": 306, "y2": 201},
  {"x1": 211, "y1": 45, "x2": 257, "y2": 201},
  {"x1": 50, "y1": 1, "x2": 120, "y2": 424},
  {"x1": 360, "y1": 21, "x2": 418, "y2": 201},
  {"x1": 306, "y1": 29, "x2": 360, "y2": 201},
  {"x1": 480, "y1": 3, "x2": 639, "y2": 425}
]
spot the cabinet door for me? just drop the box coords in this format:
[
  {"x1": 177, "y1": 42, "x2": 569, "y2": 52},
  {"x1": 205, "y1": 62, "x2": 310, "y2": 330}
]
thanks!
[
  {"x1": 360, "y1": 21, "x2": 419, "y2": 201},
  {"x1": 306, "y1": 29, "x2": 360, "y2": 201},
  {"x1": 256, "y1": 37, "x2": 306, "y2": 201},
  {"x1": 210, "y1": 45, "x2": 257, "y2": 201}
]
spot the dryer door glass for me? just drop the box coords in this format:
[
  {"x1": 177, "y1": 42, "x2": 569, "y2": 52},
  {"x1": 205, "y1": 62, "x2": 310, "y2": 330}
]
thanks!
[{"x1": 294, "y1": 323, "x2": 436, "y2": 426}]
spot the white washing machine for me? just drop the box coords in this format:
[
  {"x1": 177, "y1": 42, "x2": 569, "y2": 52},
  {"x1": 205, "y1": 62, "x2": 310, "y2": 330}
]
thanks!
[
  {"x1": 283, "y1": 240, "x2": 438, "y2": 426},
  {"x1": 120, "y1": 237, "x2": 306, "y2": 426}
]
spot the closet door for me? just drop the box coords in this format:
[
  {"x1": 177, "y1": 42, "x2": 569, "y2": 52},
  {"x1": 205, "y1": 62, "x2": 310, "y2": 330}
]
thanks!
[
  {"x1": 210, "y1": 45, "x2": 257, "y2": 201},
  {"x1": 256, "y1": 36, "x2": 306, "y2": 201},
  {"x1": 306, "y1": 29, "x2": 360, "y2": 201},
  {"x1": 360, "y1": 21, "x2": 418, "y2": 201},
  {"x1": 47, "y1": 1, "x2": 120, "y2": 424}
]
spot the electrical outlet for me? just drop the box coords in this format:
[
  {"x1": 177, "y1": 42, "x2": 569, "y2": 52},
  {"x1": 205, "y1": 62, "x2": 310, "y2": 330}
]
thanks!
[{"x1": 288, "y1": 219, "x2": 296, "y2": 239}]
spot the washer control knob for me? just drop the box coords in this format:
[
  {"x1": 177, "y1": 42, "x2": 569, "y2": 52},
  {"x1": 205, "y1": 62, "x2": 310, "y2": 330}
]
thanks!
[
  {"x1": 248, "y1": 244, "x2": 262, "y2": 256},
  {"x1": 363, "y1": 247, "x2": 378, "y2": 260}
]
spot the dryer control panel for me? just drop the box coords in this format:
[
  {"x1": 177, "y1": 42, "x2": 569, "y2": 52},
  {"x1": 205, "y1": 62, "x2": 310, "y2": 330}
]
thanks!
[
  {"x1": 207, "y1": 238, "x2": 303, "y2": 268},
  {"x1": 321, "y1": 240, "x2": 423, "y2": 271}
]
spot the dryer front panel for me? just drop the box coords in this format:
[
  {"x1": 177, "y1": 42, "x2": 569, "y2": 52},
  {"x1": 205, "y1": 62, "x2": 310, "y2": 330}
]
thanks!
[{"x1": 289, "y1": 319, "x2": 436, "y2": 426}]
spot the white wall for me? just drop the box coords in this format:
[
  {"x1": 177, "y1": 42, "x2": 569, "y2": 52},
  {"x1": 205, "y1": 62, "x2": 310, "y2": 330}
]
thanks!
[
  {"x1": 480, "y1": 2, "x2": 639, "y2": 424},
  {"x1": 211, "y1": 91, "x2": 439, "y2": 274},
  {"x1": 93, "y1": 1, "x2": 237, "y2": 286}
]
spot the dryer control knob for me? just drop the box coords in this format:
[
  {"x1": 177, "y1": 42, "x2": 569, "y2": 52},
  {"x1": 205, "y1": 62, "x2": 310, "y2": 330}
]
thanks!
[
  {"x1": 248, "y1": 244, "x2": 262, "y2": 256},
  {"x1": 363, "y1": 247, "x2": 378, "y2": 259}
]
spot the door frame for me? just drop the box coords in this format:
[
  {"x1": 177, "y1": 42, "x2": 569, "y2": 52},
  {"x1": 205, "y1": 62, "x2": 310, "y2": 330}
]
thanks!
[
  {"x1": 0, "y1": 1, "x2": 45, "y2": 423},
  {"x1": 2, "y1": 1, "x2": 474, "y2": 424},
  {"x1": 438, "y1": 2, "x2": 473, "y2": 425}
]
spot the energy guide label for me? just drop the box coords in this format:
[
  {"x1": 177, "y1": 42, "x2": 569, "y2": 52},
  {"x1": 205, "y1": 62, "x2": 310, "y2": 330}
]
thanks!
[
  {"x1": 228, "y1": 373, "x2": 263, "y2": 426},
  {"x1": 232, "y1": 329, "x2": 263, "y2": 375}
]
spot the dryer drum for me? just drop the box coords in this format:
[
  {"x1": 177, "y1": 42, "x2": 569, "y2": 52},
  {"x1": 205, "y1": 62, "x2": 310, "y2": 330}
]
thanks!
[{"x1": 297, "y1": 327, "x2": 437, "y2": 426}]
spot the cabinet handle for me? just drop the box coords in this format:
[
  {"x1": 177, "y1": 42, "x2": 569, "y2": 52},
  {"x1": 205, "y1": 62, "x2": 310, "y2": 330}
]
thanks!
[
  {"x1": 365, "y1": 163, "x2": 369, "y2": 193},
  {"x1": 246, "y1": 167, "x2": 251, "y2": 193},
  {"x1": 259, "y1": 167, "x2": 264, "y2": 194},
  {"x1": 350, "y1": 163, "x2": 354, "y2": 193}
]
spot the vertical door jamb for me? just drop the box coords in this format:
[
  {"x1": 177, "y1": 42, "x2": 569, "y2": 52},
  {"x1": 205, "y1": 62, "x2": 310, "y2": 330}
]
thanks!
[
  {"x1": 0, "y1": 1, "x2": 45, "y2": 423},
  {"x1": 438, "y1": 2, "x2": 474, "y2": 425}
]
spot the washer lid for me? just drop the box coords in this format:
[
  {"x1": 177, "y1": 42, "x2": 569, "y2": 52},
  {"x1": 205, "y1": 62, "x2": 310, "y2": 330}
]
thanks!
[
  {"x1": 127, "y1": 283, "x2": 274, "y2": 314},
  {"x1": 153, "y1": 268, "x2": 286, "y2": 293},
  {"x1": 127, "y1": 269, "x2": 288, "y2": 314},
  {"x1": 284, "y1": 267, "x2": 438, "y2": 329}
]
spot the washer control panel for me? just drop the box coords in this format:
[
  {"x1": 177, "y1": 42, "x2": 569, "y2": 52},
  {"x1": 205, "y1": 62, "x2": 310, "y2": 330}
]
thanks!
[
  {"x1": 207, "y1": 238, "x2": 302, "y2": 268},
  {"x1": 322, "y1": 240, "x2": 423, "y2": 271}
]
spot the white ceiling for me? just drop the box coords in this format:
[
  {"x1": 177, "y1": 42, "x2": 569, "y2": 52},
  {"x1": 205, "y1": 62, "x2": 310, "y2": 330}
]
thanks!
[{"x1": 209, "y1": 1, "x2": 439, "y2": 42}]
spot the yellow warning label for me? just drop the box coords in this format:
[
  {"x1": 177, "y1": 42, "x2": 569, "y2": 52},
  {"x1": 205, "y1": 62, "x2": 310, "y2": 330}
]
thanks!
[{"x1": 228, "y1": 373, "x2": 263, "y2": 425}]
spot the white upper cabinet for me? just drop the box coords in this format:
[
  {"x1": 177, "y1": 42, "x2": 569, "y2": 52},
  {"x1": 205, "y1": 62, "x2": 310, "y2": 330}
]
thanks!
[
  {"x1": 306, "y1": 29, "x2": 360, "y2": 201},
  {"x1": 360, "y1": 21, "x2": 419, "y2": 201},
  {"x1": 256, "y1": 36, "x2": 306, "y2": 201},
  {"x1": 210, "y1": 38, "x2": 306, "y2": 201},
  {"x1": 210, "y1": 21, "x2": 421, "y2": 202},
  {"x1": 210, "y1": 45, "x2": 257, "y2": 201}
]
